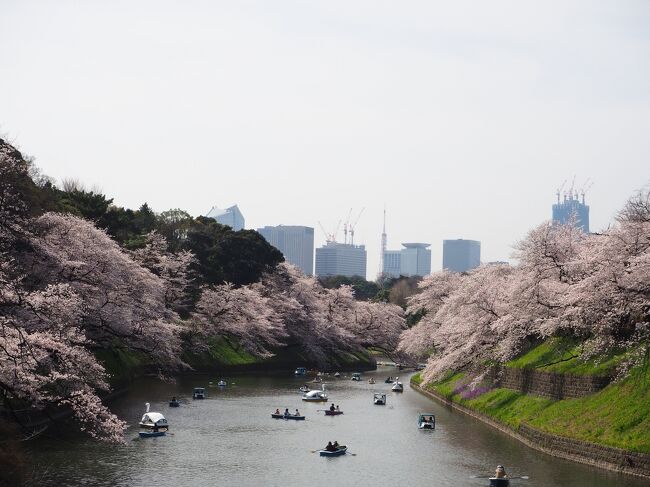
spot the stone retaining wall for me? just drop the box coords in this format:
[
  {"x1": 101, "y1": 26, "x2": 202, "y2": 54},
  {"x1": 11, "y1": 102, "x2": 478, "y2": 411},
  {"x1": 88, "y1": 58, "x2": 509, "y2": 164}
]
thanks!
[
  {"x1": 489, "y1": 367, "x2": 611, "y2": 399},
  {"x1": 411, "y1": 382, "x2": 650, "y2": 479}
]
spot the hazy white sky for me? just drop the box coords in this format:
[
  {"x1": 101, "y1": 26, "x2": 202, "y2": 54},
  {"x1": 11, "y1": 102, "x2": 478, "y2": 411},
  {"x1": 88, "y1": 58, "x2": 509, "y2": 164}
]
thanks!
[{"x1": 1, "y1": 0, "x2": 649, "y2": 278}]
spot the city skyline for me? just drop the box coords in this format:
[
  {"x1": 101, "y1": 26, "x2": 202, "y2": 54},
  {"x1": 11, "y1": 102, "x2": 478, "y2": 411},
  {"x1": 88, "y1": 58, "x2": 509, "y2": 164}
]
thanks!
[{"x1": 1, "y1": 1, "x2": 648, "y2": 280}]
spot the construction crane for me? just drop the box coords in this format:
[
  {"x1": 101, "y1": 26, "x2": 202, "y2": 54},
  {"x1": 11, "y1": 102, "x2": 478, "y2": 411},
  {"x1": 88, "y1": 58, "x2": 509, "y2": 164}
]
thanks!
[
  {"x1": 342, "y1": 208, "x2": 353, "y2": 245},
  {"x1": 579, "y1": 178, "x2": 594, "y2": 204},
  {"x1": 318, "y1": 220, "x2": 341, "y2": 244},
  {"x1": 348, "y1": 207, "x2": 365, "y2": 245},
  {"x1": 556, "y1": 179, "x2": 567, "y2": 204}
]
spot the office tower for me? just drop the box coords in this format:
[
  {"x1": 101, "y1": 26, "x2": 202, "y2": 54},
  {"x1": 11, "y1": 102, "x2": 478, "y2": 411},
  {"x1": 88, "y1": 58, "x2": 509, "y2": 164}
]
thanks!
[
  {"x1": 257, "y1": 225, "x2": 314, "y2": 276},
  {"x1": 315, "y1": 242, "x2": 367, "y2": 278},
  {"x1": 206, "y1": 204, "x2": 245, "y2": 231},
  {"x1": 552, "y1": 192, "x2": 590, "y2": 233},
  {"x1": 443, "y1": 239, "x2": 481, "y2": 273},
  {"x1": 382, "y1": 243, "x2": 431, "y2": 278}
]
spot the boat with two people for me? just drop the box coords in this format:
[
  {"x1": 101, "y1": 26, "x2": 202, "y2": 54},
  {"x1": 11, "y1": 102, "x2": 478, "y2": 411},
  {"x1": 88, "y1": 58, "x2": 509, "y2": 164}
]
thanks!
[
  {"x1": 325, "y1": 403, "x2": 343, "y2": 416},
  {"x1": 368, "y1": 378, "x2": 376, "y2": 384},
  {"x1": 384, "y1": 376, "x2": 394, "y2": 384},
  {"x1": 168, "y1": 397, "x2": 180, "y2": 407},
  {"x1": 192, "y1": 387, "x2": 206, "y2": 399},
  {"x1": 418, "y1": 413, "x2": 436, "y2": 430},
  {"x1": 271, "y1": 408, "x2": 305, "y2": 420},
  {"x1": 373, "y1": 392, "x2": 387, "y2": 405},
  {"x1": 391, "y1": 378, "x2": 404, "y2": 392},
  {"x1": 319, "y1": 441, "x2": 347, "y2": 457},
  {"x1": 302, "y1": 384, "x2": 328, "y2": 402}
]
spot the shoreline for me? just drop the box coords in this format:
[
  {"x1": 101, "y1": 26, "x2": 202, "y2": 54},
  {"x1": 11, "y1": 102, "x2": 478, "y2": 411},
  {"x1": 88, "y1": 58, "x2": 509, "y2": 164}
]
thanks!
[{"x1": 410, "y1": 380, "x2": 650, "y2": 480}]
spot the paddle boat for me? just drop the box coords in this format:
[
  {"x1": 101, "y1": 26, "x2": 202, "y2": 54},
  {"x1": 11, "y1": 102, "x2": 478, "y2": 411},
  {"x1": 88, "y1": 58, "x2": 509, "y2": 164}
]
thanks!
[
  {"x1": 139, "y1": 403, "x2": 169, "y2": 430},
  {"x1": 368, "y1": 378, "x2": 375, "y2": 384},
  {"x1": 334, "y1": 372, "x2": 341, "y2": 378},
  {"x1": 168, "y1": 398, "x2": 180, "y2": 407},
  {"x1": 319, "y1": 445, "x2": 347, "y2": 457},
  {"x1": 384, "y1": 376, "x2": 394, "y2": 384},
  {"x1": 139, "y1": 430, "x2": 166, "y2": 438},
  {"x1": 351, "y1": 372, "x2": 362, "y2": 381},
  {"x1": 302, "y1": 384, "x2": 328, "y2": 402},
  {"x1": 418, "y1": 413, "x2": 436, "y2": 430},
  {"x1": 271, "y1": 412, "x2": 305, "y2": 420},
  {"x1": 217, "y1": 380, "x2": 227, "y2": 387},
  {"x1": 373, "y1": 392, "x2": 387, "y2": 405},
  {"x1": 192, "y1": 387, "x2": 206, "y2": 399},
  {"x1": 391, "y1": 378, "x2": 404, "y2": 392},
  {"x1": 294, "y1": 367, "x2": 307, "y2": 376}
]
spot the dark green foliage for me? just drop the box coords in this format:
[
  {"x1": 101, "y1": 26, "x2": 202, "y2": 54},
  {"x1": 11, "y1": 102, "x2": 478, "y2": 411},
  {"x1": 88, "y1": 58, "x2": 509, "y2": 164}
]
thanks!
[
  {"x1": 318, "y1": 275, "x2": 380, "y2": 301},
  {"x1": 183, "y1": 216, "x2": 284, "y2": 286}
]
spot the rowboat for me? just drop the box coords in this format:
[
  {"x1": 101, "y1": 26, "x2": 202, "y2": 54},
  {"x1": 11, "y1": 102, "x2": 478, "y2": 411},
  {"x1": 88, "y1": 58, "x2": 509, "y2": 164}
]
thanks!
[
  {"x1": 168, "y1": 399, "x2": 180, "y2": 407},
  {"x1": 299, "y1": 385, "x2": 310, "y2": 393},
  {"x1": 384, "y1": 377, "x2": 394, "y2": 384},
  {"x1": 319, "y1": 445, "x2": 347, "y2": 457},
  {"x1": 325, "y1": 410, "x2": 343, "y2": 416},
  {"x1": 139, "y1": 430, "x2": 166, "y2": 438},
  {"x1": 271, "y1": 413, "x2": 305, "y2": 420},
  {"x1": 368, "y1": 378, "x2": 376, "y2": 384},
  {"x1": 489, "y1": 478, "x2": 509, "y2": 487}
]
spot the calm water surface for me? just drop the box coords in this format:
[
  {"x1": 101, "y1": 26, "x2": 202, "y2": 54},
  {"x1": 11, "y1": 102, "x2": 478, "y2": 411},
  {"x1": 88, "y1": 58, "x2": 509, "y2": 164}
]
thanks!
[{"x1": 29, "y1": 367, "x2": 647, "y2": 486}]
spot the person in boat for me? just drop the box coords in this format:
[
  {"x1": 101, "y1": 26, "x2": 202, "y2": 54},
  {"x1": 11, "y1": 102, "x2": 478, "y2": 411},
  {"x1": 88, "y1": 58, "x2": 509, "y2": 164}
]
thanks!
[
  {"x1": 335, "y1": 405, "x2": 340, "y2": 411},
  {"x1": 295, "y1": 409, "x2": 300, "y2": 416},
  {"x1": 333, "y1": 441, "x2": 339, "y2": 449},
  {"x1": 171, "y1": 396, "x2": 177, "y2": 402},
  {"x1": 284, "y1": 408, "x2": 290, "y2": 417},
  {"x1": 325, "y1": 441, "x2": 336, "y2": 452},
  {"x1": 494, "y1": 465, "x2": 507, "y2": 479},
  {"x1": 329, "y1": 403, "x2": 336, "y2": 411},
  {"x1": 153, "y1": 423, "x2": 160, "y2": 433},
  {"x1": 275, "y1": 408, "x2": 280, "y2": 415}
]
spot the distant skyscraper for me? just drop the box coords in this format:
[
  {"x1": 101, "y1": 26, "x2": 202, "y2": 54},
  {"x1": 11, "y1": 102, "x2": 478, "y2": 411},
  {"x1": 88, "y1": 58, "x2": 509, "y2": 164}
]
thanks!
[
  {"x1": 552, "y1": 192, "x2": 590, "y2": 233},
  {"x1": 443, "y1": 239, "x2": 481, "y2": 273},
  {"x1": 315, "y1": 242, "x2": 367, "y2": 278},
  {"x1": 257, "y1": 225, "x2": 314, "y2": 276},
  {"x1": 382, "y1": 243, "x2": 431, "y2": 278},
  {"x1": 206, "y1": 204, "x2": 245, "y2": 231}
]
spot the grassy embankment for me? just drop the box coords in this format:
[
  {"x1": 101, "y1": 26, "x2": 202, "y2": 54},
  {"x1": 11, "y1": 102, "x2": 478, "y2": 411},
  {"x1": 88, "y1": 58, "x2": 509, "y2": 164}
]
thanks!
[
  {"x1": 98, "y1": 337, "x2": 375, "y2": 385},
  {"x1": 414, "y1": 338, "x2": 650, "y2": 453}
]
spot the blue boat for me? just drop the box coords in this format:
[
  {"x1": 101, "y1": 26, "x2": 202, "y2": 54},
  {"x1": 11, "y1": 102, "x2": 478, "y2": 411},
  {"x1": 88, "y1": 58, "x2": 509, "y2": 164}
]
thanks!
[
  {"x1": 139, "y1": 430, "x2": 166, "y2": 438},
  {"x1": 319, "y1": 445, "x2": 347, "y2": 457}
]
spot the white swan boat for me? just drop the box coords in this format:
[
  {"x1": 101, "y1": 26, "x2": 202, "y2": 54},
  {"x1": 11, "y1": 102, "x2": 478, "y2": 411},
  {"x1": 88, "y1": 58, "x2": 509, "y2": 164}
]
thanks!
[
  {"x1": 302, "y1": 384, "x2": 328, "y2": 402},
  {"x1": 139, "y1": 403, "x2": 169, "y2": 429}
]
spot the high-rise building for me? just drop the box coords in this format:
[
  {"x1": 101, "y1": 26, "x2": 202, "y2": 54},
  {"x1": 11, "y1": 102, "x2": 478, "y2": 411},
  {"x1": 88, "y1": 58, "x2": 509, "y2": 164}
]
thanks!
[
  {"x1": 315, "y1": 242, "x2": 367, "y2": 278},
  {"x1": 257, "y1": 225, "x2": 314, "y2": 276},
  {"x1": 552, "y1": 192, "x2": 590, "y2": 233},
  {"x1": 383, "y1": 250, "x2": 401, "y2": 278},
  {"x1": 382, "y1": 243, "x2": 431, "y2": 278},
  {"x1": 443, "y1": 239, "x2": 480, "y2": 273},
  {"x1": 206, "y1": 204, "x2": 245, "y2": 231}
]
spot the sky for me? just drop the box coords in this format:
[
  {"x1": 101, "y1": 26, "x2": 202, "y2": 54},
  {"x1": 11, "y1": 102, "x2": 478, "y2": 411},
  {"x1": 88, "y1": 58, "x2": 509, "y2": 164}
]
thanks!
[{"x1": 1, "y1": 0, "x2": 649, "y2": 279}]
